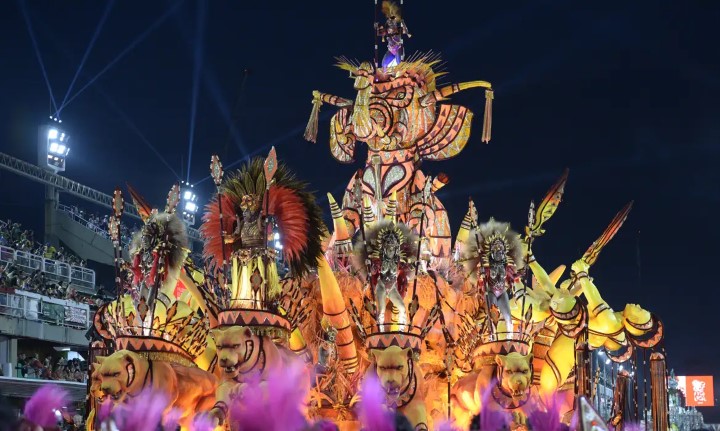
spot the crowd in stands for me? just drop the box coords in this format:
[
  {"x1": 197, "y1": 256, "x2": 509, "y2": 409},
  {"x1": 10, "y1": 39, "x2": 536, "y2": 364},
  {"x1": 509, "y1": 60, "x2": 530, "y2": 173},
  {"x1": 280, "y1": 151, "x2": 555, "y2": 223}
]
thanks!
[
  {"x1": 13, "y1": 353, "x2": 87, "y2": 383},
  {"x1": 0, "y1": 263, "x2": 112, "y2": 309},
  {"x1": 0, "y1": 219, "x2": 86, "y2": 267},
  {"x1": 62, "y1": 205, "x2": 137, "y2": 245}
]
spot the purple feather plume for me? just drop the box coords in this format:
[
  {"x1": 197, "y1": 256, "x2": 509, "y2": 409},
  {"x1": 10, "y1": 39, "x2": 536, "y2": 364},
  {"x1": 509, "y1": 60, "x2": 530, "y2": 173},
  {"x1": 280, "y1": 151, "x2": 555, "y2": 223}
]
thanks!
[
  {"x1": 623, "y1": 423, "x2": 644, "y2": 431},
  {"x1": 190, "y1": 413, "x2": 215, "y2": 431},
  {"x1": 357, "y1": 375, "x2": 394, "y2": 431},
  {"x1": 24, "y1": 384, "x2": 70, "y2": 428},
  {"x1": 162, "y1": 407, "x2": 183, "y2": 431},
  {"x1": 97, "y1": 399, "x2": 114, "y2": 424},
  {"x1": 112, "y1": 388, "x2": 169, "y2": 431},
  {"x1": 307, "y1": 419, "x2": 339, "y2": 431},
  {"x1": 434, "y1": 419, "x2": 458, "y2": 431},
  {"x1": 229, "y1": 360, "x2": 309, "y2": 431},
  {"x1": 478, "y1": 381, "x2": 511, "y2": 431},
  {"x1": 527, "y1": 394, "x2": 563, "y2": 431}
]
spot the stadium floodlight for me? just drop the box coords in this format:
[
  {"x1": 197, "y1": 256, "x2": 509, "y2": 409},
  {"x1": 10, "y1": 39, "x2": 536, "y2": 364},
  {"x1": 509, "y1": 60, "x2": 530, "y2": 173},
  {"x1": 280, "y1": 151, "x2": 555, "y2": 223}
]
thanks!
[
  {"x1": 180, "y1": 181, "x2": 198, "y2": 225},
  {"x1": 39, "y1": 119, "x2": 70, "y2": 173}
]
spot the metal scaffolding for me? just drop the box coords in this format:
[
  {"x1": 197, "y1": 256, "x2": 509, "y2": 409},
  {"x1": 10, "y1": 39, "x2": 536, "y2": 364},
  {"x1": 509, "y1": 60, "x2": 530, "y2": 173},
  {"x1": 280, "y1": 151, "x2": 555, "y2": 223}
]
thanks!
[{"x1": 0, "y1": 152, "x2": 202, "y2": 241}]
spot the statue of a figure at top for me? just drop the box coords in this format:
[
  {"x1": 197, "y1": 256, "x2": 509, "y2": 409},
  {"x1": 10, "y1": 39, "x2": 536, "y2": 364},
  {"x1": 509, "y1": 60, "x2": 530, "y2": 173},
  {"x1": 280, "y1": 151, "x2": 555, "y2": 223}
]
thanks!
[
  {"x1": 304, "y1": 19, "x2": 494, "y2": 266},
  {"x1": 375, "y1": 1, "x2": 411, "y2": 69}
]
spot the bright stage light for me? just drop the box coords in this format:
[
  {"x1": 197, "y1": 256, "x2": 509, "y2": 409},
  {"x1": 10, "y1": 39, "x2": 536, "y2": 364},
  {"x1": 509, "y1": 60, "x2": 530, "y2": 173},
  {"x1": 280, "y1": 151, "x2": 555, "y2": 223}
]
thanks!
[
  {"x1": 180, "y1": 181, "x2": 199, "y2": 225},
  {"x1": 41, "y1": 122, "x2": 70, "y2": 173}
]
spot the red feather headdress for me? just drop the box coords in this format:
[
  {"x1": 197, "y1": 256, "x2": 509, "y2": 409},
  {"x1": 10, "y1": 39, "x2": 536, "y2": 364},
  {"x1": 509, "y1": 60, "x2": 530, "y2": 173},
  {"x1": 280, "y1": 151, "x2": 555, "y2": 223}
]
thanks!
[{"x1": 201, "y1": 157, "x2": 325, "y2": 278}]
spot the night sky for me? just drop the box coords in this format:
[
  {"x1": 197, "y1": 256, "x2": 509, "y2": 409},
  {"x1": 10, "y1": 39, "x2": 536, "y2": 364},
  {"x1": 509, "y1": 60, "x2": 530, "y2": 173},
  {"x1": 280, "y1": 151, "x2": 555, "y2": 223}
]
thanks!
[{"x1": 1, "y1": 0, "x2": 718, "y2": 420}]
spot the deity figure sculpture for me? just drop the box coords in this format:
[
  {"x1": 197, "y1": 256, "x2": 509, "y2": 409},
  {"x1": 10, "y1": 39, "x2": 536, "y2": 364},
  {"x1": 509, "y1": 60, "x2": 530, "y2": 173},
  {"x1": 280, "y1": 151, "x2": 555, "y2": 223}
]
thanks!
[{"x1": 305, "y1": 54, "x2": 493, "y2": 267}]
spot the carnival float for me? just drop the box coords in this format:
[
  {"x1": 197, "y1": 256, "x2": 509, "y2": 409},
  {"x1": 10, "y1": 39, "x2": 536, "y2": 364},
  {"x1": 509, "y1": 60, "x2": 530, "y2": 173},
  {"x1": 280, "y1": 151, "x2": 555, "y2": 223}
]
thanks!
[{"x1": 75, "y1": 2, "x2": 671, "y2": 430}]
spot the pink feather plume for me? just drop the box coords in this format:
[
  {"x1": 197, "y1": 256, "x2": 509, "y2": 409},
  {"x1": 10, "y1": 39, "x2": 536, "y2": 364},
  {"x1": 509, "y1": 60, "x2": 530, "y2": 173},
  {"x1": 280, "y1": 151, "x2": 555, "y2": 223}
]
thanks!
[
  {"x1": 190, "y1": 413, "x2": 215, "y2": 431},
  {"x1": 357, "y1": 375, "x2": 394, "y2": 431},
  {"x1": 477, "y1": 381, "x2": 511, "y2": 431},
  {"x1": 112, "y1": 388, "x2": 169, "y2": 431},
  {"x1": 24, "y1": 384, "x2": 70, "y2": 428},
  {"x1": 528, "y1": 393, "x2": 564, "y2": 431},
  {"x1": 229, "y1": 360, "x2": 309, "y2": 431}
]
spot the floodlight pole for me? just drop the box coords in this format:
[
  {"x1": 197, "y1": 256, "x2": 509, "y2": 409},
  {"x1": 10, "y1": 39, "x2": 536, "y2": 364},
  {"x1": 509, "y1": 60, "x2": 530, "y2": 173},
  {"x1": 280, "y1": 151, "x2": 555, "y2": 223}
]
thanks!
[{"x1": 38, "y1": 125, "x2": 60, "y2": 247}]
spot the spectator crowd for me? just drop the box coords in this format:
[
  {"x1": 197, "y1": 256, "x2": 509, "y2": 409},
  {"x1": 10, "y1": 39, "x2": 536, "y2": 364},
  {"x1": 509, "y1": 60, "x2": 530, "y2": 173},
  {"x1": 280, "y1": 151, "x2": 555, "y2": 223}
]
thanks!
[
  {"x1": 0, "y1": 264, "x2": 110, "y2": 308},
  {"x1": 0, "y1": 219, "x2": 87, "y2": 267},
  {"x1": 13, "y1": 353, "x2": 87, "y2": 383},
  {"x1": 61, "y1": 206, "x2": 137, "y2": 245}
]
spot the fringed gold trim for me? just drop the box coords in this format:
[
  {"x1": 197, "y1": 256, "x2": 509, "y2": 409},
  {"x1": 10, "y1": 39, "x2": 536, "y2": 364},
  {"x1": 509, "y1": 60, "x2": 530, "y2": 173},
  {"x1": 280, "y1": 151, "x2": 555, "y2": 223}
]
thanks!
[
  {"x1": 482, "y1": 89, "x2": 494, "y2": 143},
  {"x1": 304, "y1": 91, "x2": 322, "y2": 143}
]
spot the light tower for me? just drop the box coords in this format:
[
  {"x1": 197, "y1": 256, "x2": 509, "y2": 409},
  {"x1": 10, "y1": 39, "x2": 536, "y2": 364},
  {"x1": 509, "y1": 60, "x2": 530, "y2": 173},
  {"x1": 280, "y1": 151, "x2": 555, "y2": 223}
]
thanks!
[
  {"x1": 38, "y1": 117, "x2": 70, "y2": 173},
  {"x1": 38, "y1": 117, "x2": 71, "y2": 246},
  {"x1": 180, "y1": 181, "x2": 199, "y2": 225}
]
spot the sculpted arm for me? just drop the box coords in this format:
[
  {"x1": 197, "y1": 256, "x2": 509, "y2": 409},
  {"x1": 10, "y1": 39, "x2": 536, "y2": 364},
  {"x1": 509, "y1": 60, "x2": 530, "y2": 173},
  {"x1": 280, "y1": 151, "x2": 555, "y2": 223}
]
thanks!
[{"x1": 313, "y1": 90, "x2": 353, "y2": 107}]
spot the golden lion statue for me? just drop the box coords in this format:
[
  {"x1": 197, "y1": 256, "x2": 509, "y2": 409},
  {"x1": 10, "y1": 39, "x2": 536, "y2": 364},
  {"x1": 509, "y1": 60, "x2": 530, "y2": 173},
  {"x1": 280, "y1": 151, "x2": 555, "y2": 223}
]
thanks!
[
  {"x1": 94, "y1": 350, "x2": 217, "y2": 428},
  {"x1": 369, "y1": 346, "x2": 428, "y2": 430},
  {"x1": 209, "y1": 326, "x2": 301, "y2": 424}
]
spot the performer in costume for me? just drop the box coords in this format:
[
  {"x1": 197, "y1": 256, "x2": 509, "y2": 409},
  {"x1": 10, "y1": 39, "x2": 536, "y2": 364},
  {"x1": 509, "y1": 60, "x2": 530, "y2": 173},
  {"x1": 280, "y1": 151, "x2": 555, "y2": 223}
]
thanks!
[
  {"x1": 458, "y1": 218, "x2": 525, "y2": 333},
  {"x1": 354, "y1": 220, "x2": 418, "y2": 329},
  {"x1": 202, "y1": 157, "x2": 324, "y2": 311},
  {"x1": 376, "y1": 1, "x2": 411, "y2": 68}
]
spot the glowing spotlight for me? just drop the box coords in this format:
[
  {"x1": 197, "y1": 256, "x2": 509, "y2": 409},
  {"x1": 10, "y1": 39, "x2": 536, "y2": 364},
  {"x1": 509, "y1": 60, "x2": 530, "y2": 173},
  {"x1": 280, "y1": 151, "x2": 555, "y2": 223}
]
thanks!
[
  {"x1": 180, "y1": 181, "x2": 199, "y2": 225},
  {"x1": 40, "y1": 122, "x2": 70, "y2": 173}
]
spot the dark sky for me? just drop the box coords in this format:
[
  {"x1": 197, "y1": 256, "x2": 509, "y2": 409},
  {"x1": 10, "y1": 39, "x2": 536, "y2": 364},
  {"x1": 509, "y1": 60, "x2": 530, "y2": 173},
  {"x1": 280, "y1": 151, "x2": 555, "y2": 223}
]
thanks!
[{"x1": 1, "y1": 0, "x2": 719, "y2": 420}]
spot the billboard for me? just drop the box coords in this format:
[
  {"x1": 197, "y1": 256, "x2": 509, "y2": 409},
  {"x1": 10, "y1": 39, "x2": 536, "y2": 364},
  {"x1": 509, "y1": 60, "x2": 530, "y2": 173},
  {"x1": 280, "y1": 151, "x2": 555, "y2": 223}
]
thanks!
[{"x1": 675, "y1": 375, "x2": 715, "y2": 407}]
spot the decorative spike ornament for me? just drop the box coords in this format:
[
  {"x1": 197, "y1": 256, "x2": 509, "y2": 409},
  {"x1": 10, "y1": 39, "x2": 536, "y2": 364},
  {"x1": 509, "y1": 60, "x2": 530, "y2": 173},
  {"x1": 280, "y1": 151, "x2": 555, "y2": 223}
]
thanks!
[
  {"x1": 384, "y1": 190, "x2": 397, "y2": 221},
  {"x1": 363, "y1": 195, "x2": 376, "y2": 225},
  {"x1": 328, "y1": 193, "x2": 352, "y2": 254}
]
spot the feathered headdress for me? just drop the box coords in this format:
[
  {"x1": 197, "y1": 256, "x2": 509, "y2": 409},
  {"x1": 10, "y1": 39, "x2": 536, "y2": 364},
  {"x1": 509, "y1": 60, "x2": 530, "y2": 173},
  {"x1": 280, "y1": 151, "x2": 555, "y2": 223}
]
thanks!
[
  {"x1": 94, "y1": 185, "x2": 209, "y2": 365},
  {"x1": 381, "y1": 1, "x2": 402, "y2": 20},
  {"x1": 129, "y1": 212, "x2": 189, "y2": 290},
  {"x1": 201, "y1": 157, "x2": 325, "y2": 278},
  {"x1": 457, "y1": 218, "x2": 525, "y2": 284}
]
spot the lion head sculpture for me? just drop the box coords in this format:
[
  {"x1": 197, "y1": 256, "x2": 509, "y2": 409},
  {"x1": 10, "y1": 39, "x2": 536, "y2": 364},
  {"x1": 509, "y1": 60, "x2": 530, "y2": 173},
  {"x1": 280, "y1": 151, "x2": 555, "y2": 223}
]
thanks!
[
  {"x1": 94, "y1": 350, "x2": 146, "y2": 403},
  {"x1": 210, "y1": 326, "x2": 259, "y2": 381},
  {"x1": 371, "y1": 346, "x2": 414, "y2": 396},
  {"x1": 495, "y1": 352, "x2": 533, "y2": 399}
]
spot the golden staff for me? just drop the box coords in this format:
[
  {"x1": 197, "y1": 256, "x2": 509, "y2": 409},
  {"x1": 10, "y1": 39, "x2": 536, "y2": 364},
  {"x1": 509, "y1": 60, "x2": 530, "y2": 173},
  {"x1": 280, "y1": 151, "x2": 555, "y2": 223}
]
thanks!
[
  {"x1": 210, "y1": 155, "x2": 227, "y2": 307},
  {"x1": 521, "y1": 169, "x2": 569, "y2": 331},
  {"x1": 263, "y1": 146, "x2": 278, "y2": 307}
]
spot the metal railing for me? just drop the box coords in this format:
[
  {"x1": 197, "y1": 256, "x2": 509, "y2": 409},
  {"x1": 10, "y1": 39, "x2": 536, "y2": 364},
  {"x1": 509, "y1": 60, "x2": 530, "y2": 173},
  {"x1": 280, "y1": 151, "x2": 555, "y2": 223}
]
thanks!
[
  {"x1": 0, "y1": 244, "x2": 95, "y2": 289},
  {"x1": 0, "y1": 290, "x2": 90, "y2": 329}
]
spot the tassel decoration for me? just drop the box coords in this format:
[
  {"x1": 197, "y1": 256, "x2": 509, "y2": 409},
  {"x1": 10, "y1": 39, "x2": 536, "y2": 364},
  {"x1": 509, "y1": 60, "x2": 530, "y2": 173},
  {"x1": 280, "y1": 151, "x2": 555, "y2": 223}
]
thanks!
[
  {"x1": 482, "y1": 89, "x2": 494, "y2": 143},
  {"x1": 304, "y1": 92, "x2": 323, "y2": 143}
]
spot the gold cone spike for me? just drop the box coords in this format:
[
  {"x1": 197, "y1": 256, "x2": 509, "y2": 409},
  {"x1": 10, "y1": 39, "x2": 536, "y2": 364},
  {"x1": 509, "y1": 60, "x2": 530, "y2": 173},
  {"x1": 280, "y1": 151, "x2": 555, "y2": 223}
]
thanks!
[
  {"x1": 327, "y1": 193, "x2": 352, "y2": 253},
  {"x1": 317, "y1": 256, "x2": 358, "y2": 373},
  {"x1": 455, "y1": 199, "x2": 477, "y2": 245},
  {"x1": 548, "y1": 265, "x2": 566, "y2": 285},
  {"x1": 363, "y1": 195, "x2": 376, "y2": 225},
  {"x1": 384, "y1": 190, "x2": 397, "y2": 222}
]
